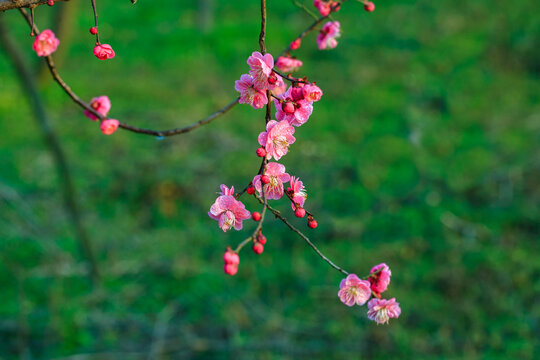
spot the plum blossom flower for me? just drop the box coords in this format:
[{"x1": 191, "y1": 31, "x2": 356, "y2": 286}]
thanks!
[
  {"x1": 274, "y1": 86, "x2": 313, "y2": 127},
  {"x1": 32, "y1": 29, "x2": 60, "y2": 57},
  {"x1": 275, "y1": 56, "x2": 303, "y2": 73},
  {"x1": 235, "y1": 74, "x2": 268, "y2": 109},
  {"x1": 302, "y1": 84, "x2": 323, "y2": 102},
  {"x1": 317, "y1": 21, "x2": 341, "y2": 50},
  {"x1": 313, "y1": 0, "x2": 336, "y2": 16},
  {"x1": 369, "y1": 263, "x2": 392, "y2": 296},
  {"x1": 100, "y1": 119, "x2": 119, "y2": 135},
  {"x1": 367, "y1": 298, "x2": 401, "y2": 325},
  {"x1": 94, "y1": 44, "x2": 115, "y2": 60},
  {"x1": 338, "y1": 274, "x2": 372, "y2": 306},
  {"x1": 288, "y1": 176, "x2": 307, "y2": 210},
  {"x1": 258, "y1": 120, "x2": 296, "y2": 161},
  {"x1": 253, "y1": 162, "x2": 290, "y2": 200},
  {"x1": 84, "y1": 95, "x2": 111, "y2": 121},
  {"x1": 247, "y1": 51, "x2": 274, "y2": 89},
  {"x1": 208, "y1": 186, "x2": 251, "y2": 232}
]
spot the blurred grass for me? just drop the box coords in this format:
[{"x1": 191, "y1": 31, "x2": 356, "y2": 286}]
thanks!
[{"x1": 0, "y1": 0, "x2": 539, "y2": 358}]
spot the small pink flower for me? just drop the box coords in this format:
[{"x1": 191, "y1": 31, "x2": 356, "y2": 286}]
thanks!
[
  {"x1": 32, "y1": 29, "x2": 60, "y2": 57},
  {"x1": 338, "y1": 274, "x2": 372, "y2": 307},
  {"x1": 270, "y1": 74, "x2": 287, "y2": 96},
  {"x1": 302, "y1": 84, "x2": 323, "y2": 102},
  {"x1": 209, "y1": 186, "x2": 250, "y2": 232},
  {"x1": 219, "y1": 184, "x2": 235, "y2": 196},
  {"x1": 288, "y1": 176, "x2": 307, "y2": 210},
  {"x1": 94, "y1": 44, "x2": 115, "y2": 60},
  {"x1": 253, "y1": 162, "x2": 290, "y2": 200},
  {"x1": 247, "y1": 51, "x2": 274, "y2": 90},
  {"x1": 317, "y1": 21, "x2": 341, "y2": 50},
  {"x1": 235, "y1": 74, "x2": 268, "y2": 109},
  {"x1": 367, "y1": 298, "x2": 401, "y2": 325},
  {"x1": 258, "y1": 120, "x2": 296, "y2": 161},
  {"x1": 290, "y1": 38, "x2": 301, "y2": 50},
  {"x1": 100, "y1": 119, "x2": 119, "y2": 135},
  {"x1": 84, "y1": 95, "x2": 111, "y2": 121},
  {"x1": 275, "y1": 56, "x2": 303, "y2": 73},
  {"x1": 369, "y1": 263, "x2": 392, "y2": 296},
  {"x1": 274, "y1": 87, "x2": 313, "y2": 127},
  {"x1": 313, "y1": 0, "x2": 340, "y2": 16}
]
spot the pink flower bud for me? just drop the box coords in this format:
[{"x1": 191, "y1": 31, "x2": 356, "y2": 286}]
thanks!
[
  {"x1": 295, "y1": 208, "x2": 306, "y2": 218},
  {"x1": 32, "y1": 29, "x2": 60, "y2": 57},
  {"x1": 84, "y1": 95, "x2": 111, "y2": 121},
  {"x1": 93, "y1": 44, "x2": 115, "y2": 60},
  {"x1": 290, "y1": 38, "x2": 301, "y2": 50},
  {"x1": 247, "y1": 185, "x2": 255, "y2": 195},
  {"x1": 364, "y1": 1, "x2": 375, "y2": 12},
  {"x1": 100, "y1": 119, "x2": 119, "y2": 135},
  {"x1": 90, "y1": 27, "x2": 98, "y2": 35},
  {"x1": 261, "y1": 175, "x2": 270, "y2": 184},
  {"x1": 308, "y1": 219, "x2": 318, "y2": 228},
  {"x1": 282, "y1": 101, "x2": 295, "y2": 114},
  {"x1": 252, "y1": 212, "x2": 261, "y2": 221},
  {"x1": 47, "y1": 0, "x2": 54, "y2": 6},
  {"x1": 257, "y1": 233, "x2": 267, "y2": 245},
  {"x1": 252, "y1": 243, "x2": 264, "y2": 254},
  {"x1": 256, "y1": 147, "x2": 267, "y2": 158},
  {"x1": 224, "y1": 264, "x2": 238, "y2": 275}
]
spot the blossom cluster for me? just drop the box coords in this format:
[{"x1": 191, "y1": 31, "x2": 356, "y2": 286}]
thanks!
[{"x1": 338, "y1": 264, "x2": 401, "y2": 324}]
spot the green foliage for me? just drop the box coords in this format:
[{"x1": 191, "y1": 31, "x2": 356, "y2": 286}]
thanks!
[{"x1": 0, "y1": 0, "x2": 539, "y2": 358}]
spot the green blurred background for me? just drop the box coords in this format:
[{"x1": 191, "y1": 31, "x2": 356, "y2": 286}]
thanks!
[{"x1": 1, "y1": 0, "x2": 539, "y2": 358}]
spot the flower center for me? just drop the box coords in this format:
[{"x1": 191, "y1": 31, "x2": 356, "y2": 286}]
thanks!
[
  {"x1": 273, "y1": 135, "x2": 289, "y2": 149},
  {"x1": 223, "y1": 210, "x2": 235, "y2": 229}
]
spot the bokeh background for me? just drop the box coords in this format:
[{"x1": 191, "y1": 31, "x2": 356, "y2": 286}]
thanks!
[{"x1": 1, "y1": 0, "x2": 539, "y2": 358}]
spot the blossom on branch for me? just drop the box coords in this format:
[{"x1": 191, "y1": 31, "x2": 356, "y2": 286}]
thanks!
[
  {"x1": 274, "y1": 86, "x2": 314, "y2": 127},
  {"x1": 94, "y1": 43, "x2": 115, "y2": 60},
  {"x1": 258, "y1": 120, "x2": 296, "y2": 161},
  {"x1": 253, "y1": 162, "x2": 290, "y2": 200},
  {"x1": 288, "y1": 176, "x2": 307, "y2": 210},
  {"x1": 338, "y1": 274, "x2": 372, "y2": 306},
  {"x1": 367, "y1": 298, "x2": 401, "y2": 324},
  {"x1": 369, "y1": 263, "x2": 392, "y2": 296},
  {"x1": 84, "y1": 95, "x2": 111, "y2": 121},
  {"x1": 247, "y1": 51, "x2": 274, "y2": 90},
  {"x1": 276, "y1": 56, "x2": 303, "y2": 73},
  {"x1": 208, "y1": 186, "x2": 251, "y2": 232},
  {"x1": 313, "y1": 0, "x2": 340, "y2": 16},
  {"x1": 317, "y1": 21, "x2": 341, "y2": 50},
  {"x1": 235, "y1": 74, "x2": 268, "y2": 109},
  {"x1": 32, "y1": 29, "x2": 59, "y2": 57},
  {"x1": 100, "y1": 119, "x2": 119, "y2": 135}
]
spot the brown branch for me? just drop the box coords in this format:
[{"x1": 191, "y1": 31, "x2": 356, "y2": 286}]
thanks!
[
  {"x1": 0, "y1": 0, "x2": 69, "y2": 11},
  {"x1": 0, "y1": 14, "x2": 99, "y2": 284},
  {"x1": 256, "y1": 195, "x2": 349, "y2": 275},
  {"x1": 19, "y1": 8, "x2": 239, "y2": 137}
]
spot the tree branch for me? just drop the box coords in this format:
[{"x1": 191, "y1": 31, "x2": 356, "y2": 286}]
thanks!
[{"x1": 0, "y1": 0, "x2": 69, "y2": 11}]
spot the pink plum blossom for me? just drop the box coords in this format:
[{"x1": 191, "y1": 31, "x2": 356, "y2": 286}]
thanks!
[
  {"x1": 100, "y1": 119, "x2": 119, "y2": 135},
  {"x1": 302, "y1": 84, "x2": 323, "y2": 102},
  {"x1": 253, "y1": 162, "x2": 290, "y2": 200},
  {"x1": 275, "y1": 56, "x2": 303, "y2": 73},
  {"x1": 288, "y1": 176, "x2": 307, "y2": 210},
  {"x1": 93, "y1": 44, "x2": 115, "y2": 60},
  {"x1": 257, "y1": 120, "x2": 296, "y2": 161},
  {"x1": 367, "y1": 298, "x2": 401, "y2": 325},
  {"x1": 247, "y1": 51, "x2": 274, "y2": 90},
  {"x1": 84, "y1": 95, "x2": 111, "y2": 121},
  {"x1": 369, "y1": 263, "x2": 392, "y2": 296},
  {"x1": 208, "y1": 186, "x2": 251, "y2": 232},
  {"x1": 274, "y1": 86, "x2": 313, "y2": 127},
  {"x1": 32, "y1": 29, "x2": 60, "y2": 57},
  {"x1": 235, "y1": 74, "x2": 268, "y2": 109},
  {"x1": 338, "y1": 274, "x2": 372, "y2": 307},
  {"x1": 317, "y1": 21, "x2": 341, "y2": 50}
]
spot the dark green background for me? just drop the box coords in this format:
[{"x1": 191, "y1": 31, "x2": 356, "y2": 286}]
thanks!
[{"x1": 1, "y1": 0, "x2": 539, "y2": 358}]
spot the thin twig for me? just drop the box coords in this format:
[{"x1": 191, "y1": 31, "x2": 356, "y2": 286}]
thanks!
[
  {"x1": 255, "y1": 195, "x2": 349, "y2": 275},
  {"x1": 19, "y1": 8, "x2": 239, "y2": 138}
]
